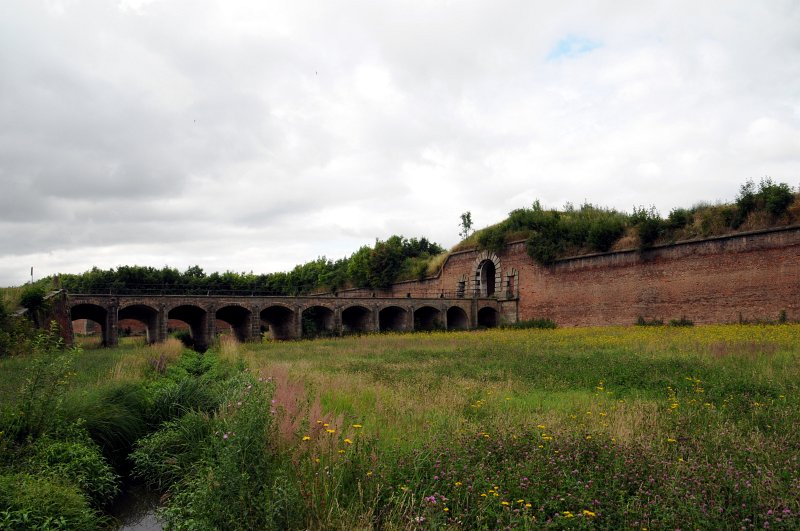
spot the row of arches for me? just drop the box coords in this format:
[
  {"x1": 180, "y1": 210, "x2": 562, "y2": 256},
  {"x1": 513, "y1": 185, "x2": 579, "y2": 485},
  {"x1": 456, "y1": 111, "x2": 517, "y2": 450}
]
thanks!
[{"x1": 69, "y1": 302, "x2": 502, "y2": 348}]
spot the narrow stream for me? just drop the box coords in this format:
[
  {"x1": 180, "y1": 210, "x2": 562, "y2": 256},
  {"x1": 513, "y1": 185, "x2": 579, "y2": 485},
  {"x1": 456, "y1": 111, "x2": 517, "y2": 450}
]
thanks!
[{"x1": 111, "y1": 484, "x2": 163, "y2": 531}]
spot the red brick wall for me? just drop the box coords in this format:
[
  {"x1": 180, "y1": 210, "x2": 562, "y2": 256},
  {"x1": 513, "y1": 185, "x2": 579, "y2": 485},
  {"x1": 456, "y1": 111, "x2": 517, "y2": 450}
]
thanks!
[{"x1": 395, "y1": 226, "x2": 800, "y2": 326}]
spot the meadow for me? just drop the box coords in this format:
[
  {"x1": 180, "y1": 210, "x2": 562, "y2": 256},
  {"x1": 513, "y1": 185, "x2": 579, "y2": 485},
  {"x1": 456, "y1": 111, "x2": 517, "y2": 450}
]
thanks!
[{"x1": 1, "y1": 325, "x2": 799, "y2": 529}]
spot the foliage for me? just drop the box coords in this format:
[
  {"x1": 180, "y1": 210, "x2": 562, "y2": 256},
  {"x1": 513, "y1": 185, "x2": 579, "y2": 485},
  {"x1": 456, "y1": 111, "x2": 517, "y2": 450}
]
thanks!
[
  {"x1": 8, "y1": 323, "x2": 77, "y2": 441},
  {"x1": 734, "y1": 178, "x2": 795, "y2": 227},
  {"x1": 0, "y1": 473, "x2": 102, "y2": 530},
  {"x1": 27, "y1": 437, "x2": 119, "y2": 506},
  {"x1": 459, "y1": 211, "x2": 473, "y2": 240},
  {"x1": 18, "y1": 285, "x2": 46, "y2": 312},
  {"x1": 636, "y1": 316, "x2": 664, "y2": 326},
  {"x1": 462, "y1": 179, "x2": 797, "y2": 263},
  {"x1": 55, "y1": 235, "x2": 445, "y2": 295},
  {"x1": 631, "y1": 205, "x2": 664, "y2": 248}
]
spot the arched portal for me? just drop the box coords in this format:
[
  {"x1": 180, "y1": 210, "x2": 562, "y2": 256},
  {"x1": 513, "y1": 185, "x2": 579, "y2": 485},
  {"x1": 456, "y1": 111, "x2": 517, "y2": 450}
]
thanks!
[
  {"x1": 446, "y1": 306, "x2": 469, "y2": 330},
  {"x1": 118, "y1": 304, "x2": 159, "y2": 343},
  {"x1": 168, "y1": 305, "x2": 209, "y2": 350},
  {"x1": 477, "y1": 307, "x2": 499, "y2": 328},
  {"x1": 261, "y1": 305, "x2": 295, "y2": 340},
  {"x1": 379, "y1": 306, "x2": 408, "y2": 332},
  {"x1": 414, "y1": 306, "x2": 442, "y2": 331},
  {"x1": 342, "y1": 305, "x2": 372, "y2": 333},
  {"x1": 216, "y1": 305, "x2": 252, "y2": 342},
  {"x1": 479, "y1": 260, "x2": 496, "y2": 297},
  {"x1": 70, "y1": 303, "x2": 108, "y2": 347},
  {"x1": 301, "y1": 306, "x2": 335, "y2": 338}
]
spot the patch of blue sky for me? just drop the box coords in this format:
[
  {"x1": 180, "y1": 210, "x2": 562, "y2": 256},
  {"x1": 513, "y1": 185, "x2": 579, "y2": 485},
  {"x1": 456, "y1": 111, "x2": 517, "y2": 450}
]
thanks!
[{"x1": 547, "y1": 35, "x2": 601, "y2": 61}]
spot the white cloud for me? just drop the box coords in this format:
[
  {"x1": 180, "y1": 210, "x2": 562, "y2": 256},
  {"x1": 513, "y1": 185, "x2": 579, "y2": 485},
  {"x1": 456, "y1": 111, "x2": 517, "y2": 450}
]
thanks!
[{"x1": 0, "y1": 0, "x2": 799, "y2": 286}]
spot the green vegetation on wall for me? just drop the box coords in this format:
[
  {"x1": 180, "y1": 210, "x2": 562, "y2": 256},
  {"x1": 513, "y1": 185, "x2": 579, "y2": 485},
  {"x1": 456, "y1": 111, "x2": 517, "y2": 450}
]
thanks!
[{"x1": 460, "y1": 178, "x2": 798, "y2": 265}]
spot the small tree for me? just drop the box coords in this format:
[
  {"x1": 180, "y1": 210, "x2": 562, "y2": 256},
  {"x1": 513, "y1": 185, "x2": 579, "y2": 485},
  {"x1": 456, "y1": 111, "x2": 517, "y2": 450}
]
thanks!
[{"x1": 459, "y1": 211, "x2": 473, "y2": 240}]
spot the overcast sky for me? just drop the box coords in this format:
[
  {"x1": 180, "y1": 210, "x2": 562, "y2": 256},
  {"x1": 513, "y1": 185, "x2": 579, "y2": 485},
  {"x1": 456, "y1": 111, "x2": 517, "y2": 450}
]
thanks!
[{"x1": 1, "y1": 0, "x2": 799, "y2": 286}]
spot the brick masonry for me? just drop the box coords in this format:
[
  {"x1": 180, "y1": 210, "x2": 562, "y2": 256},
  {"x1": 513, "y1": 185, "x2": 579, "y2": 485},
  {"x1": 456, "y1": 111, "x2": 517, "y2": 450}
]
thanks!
[{"x1": 55, "y1": 225, "x2": 800, "y2": 347}]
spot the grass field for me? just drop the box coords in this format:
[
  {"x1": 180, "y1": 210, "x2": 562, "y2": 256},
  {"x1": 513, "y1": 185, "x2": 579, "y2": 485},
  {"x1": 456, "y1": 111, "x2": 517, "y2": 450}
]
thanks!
[{"x1": 2, "y1": 325, "x2": 799, "y2": 528}]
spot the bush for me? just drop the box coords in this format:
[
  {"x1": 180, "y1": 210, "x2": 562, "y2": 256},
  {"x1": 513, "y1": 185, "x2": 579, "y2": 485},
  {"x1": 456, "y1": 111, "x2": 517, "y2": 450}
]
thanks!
[
  {"x1": 636, "y1": 316, "x2": 664, "y2": 326},
  {"x1": 632, "y1": 206, "x2": 664, "y2": 248},
  {"x1": 734, "y1": 178, "x2": 795, "y2": 227},
  {"x1": 0, "y1": 473, "x2": 102, "y2": 529},
  {"x1": 28, "y1": 437, "x2": 119, "y2": 506},
  {"x1": 9, "y1": 324, "x2": 76, "y2": 440},
  {"x1": 587, "y1": 216, "x2": 626, "y2": 252},
  {"x1": 18, "y1": 285, "x2": 46, "y2": 312},
  {"x1": 669, "y1": 316, "x2": 694, "y2": 327},
  {"x1": 503, "y1": 319, "x2": 557, "y2": 330}
]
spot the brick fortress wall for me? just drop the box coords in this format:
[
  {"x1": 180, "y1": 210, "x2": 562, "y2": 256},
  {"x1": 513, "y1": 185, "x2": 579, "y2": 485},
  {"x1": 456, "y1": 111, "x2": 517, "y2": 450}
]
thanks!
[{"x1": 389, "y1": 225, "x2": 800, "y2": 327}]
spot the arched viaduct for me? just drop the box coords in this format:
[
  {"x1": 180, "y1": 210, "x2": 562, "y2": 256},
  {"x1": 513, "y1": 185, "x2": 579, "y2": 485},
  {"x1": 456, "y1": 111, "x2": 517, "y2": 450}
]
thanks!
[{"x1": 60, "y1": 293, "x2": 505, "y2": 349}]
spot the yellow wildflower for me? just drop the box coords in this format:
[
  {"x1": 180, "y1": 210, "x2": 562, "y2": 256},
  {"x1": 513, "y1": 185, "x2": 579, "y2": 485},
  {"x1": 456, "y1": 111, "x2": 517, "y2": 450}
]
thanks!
[
  {"x1": 326, "y1": 429, "x2": 336, "y2": 434},
  {"x1": 582, "y1": 509, "x2": 596, "y2": 517},
  {"x1": 352, "y1": 424, "x2": 363, "y2": 429},
  {"x1": 501, "y1": 501, "x2": 510, "y2": 506},
  {"x1": 344, "y1": 438, "x2": 353, "y2": 445},
  {"x1": 667, "y1": 438, "x2": 677, "y2": 443},
  {"x1": 454, "y1": 482, "x2": 462, "y2": 487},
  {"x1": 302, "y1": 435, "x2": 311, "y2": 441}
]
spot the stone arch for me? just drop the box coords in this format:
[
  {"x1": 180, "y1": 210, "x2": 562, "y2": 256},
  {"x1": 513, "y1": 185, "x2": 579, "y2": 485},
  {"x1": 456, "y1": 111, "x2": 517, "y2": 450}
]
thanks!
[
  {"x1": 261, "y1": 305, "x2": 295, "y2": 340},
  {"x1": 168, "y1": 304, "x2": 209, "y2": 350},
  {"x1": 301, "y1": 305, "x2": 335, "y2": 338},
  {"x1": 379, "y1": 305, "x2": 408, "y2": 332},
  {"x1": 342, "y1": 305, "x2": 373, "y2": 333},
  {"x1": 446, "y1": 306, "x2": 469, "y2": 330},
  {"x1": 118, "y1": 303, "x2": 159, "y2": 343},
  {"x1": 70, "y1": 303, "x2": 109, "y2": 346},
  {"x1": 477, "y1": 306, "x2": 499, "y2": 328},
  {"x1": 414, "y1": 306, "x2": 442, "y2": 331},
  {"x1": 473, "y1": 251, "x2": 502, "y2": 297},
  {"x1": 216, "y1": 305, "x2": 252, "y2": 342}
]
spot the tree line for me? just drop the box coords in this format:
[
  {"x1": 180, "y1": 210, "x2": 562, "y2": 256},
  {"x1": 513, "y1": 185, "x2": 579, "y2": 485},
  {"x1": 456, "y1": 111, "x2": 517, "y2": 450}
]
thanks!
[{"x1": 55, "y1": 236, "x2": 444, "y2": 295}]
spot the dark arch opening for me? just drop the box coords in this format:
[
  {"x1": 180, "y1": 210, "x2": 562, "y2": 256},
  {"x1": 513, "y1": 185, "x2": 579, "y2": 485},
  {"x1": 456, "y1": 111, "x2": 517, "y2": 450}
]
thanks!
[
  {"x1": 261, "y1": 306, "x2": 295, "y2": 340},
  {"x1": 342, "y1": 305, "x2": 372, "y2": 334},
  {"x1": 301, "y1": 306, "x2": 335, "y2": 338},
  {"x1": 70, "y1": 303, "x2": 108, "y2": 347},
  {"x1": 379, "y1": 306, "x2": 408, "y2": 332},
  {"x1": 118, "y1": 304, "x2": 159, "y2": 344},
  {"x1": 216, "y1": 305, "x2": 252, "y2": 342},
  {"x1": 447, "y1": 306, "x2": 469, "y2": 330},
  {"x1": 414, "y1": 306, "x2": 442, "y2": 331},
  {"x1": 168, "y1": 305, "x2": 209, "y2": 351},
  {"x1": 479, "y1": 259, "x2": 496, "y2": 297},
  {"x1": 477, "y1": 307, "x2": 499, "y2": 328}
]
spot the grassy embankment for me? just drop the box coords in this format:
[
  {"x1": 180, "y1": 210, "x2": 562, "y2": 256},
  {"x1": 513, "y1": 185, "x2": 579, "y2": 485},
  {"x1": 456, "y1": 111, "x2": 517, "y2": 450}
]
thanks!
[{"x1": 2, "y1": 326, "x2": 800, "y2": 529}]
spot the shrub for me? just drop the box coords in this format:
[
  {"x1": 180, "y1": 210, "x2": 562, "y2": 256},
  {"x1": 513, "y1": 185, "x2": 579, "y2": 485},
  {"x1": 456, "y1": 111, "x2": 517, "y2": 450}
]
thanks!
[
  {"x1": 0, "y1": 473, "x2": 102, "y2": 529},
  {"x1": 503, "y1": 318, "x2": 557, "y2": 330},
  {"x1": 632, "y1": 206, "x2": 664, "y2": 248},
  {"x1": 636, "y1": 316, "x2": 664, "y2": 326},
  {"x1": 10, "y1": 323, "x2": 76, "y2": 440},
  {"x1": 28, "y1": 437, "x2": 119, "y2": 506},
  {"x1": 587, "y1": 216, "x2": 626, "y2": 252},
  {"x1": 669, "y1": 316, "x2": 694, "y2": 327}
]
